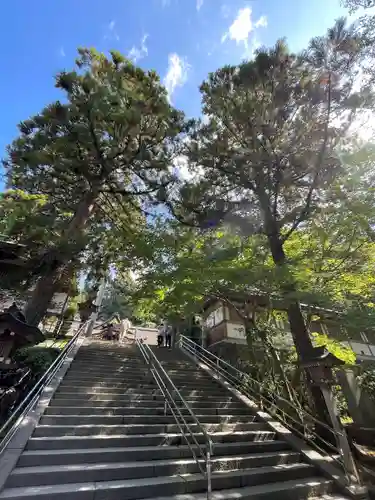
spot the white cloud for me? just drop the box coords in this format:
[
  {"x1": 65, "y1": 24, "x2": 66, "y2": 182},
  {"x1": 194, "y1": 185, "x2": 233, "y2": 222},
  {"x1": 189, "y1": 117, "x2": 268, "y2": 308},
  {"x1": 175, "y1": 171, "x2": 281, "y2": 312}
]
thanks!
[
  {"x1": 255, "y1": 15, "x2": 267, "y2": 28},
  {"x1": 221, "y1": 7, "x2": 267, "y2": 51},
  {"x1": 163, "y1": 53, "x2": 190, "y2": 102},
  {"x1": 196, "y1": 0, "x2": 203, "y2": 11},
  {"x1": 104, "y1": 20, "x2": 120, "y2": 42},
  {"x1": 128, "y1": 34, "x2": 149, "y2": 63},
  {"x1": 221, "y1": 7, "x2": 252, "y2": 45}
]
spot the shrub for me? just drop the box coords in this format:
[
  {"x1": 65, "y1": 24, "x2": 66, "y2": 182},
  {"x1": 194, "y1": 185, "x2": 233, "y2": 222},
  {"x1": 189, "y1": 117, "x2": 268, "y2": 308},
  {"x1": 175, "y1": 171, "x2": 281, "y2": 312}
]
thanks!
[{"x1": 14, "y1": 346, "x2": 60, "y2": 379}]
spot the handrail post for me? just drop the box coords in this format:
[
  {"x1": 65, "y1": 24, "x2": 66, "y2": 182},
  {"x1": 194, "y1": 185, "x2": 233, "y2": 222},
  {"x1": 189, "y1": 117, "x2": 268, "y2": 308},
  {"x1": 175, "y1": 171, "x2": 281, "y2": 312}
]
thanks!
[
  {"x1": 135, "y1": 337, "x2": 213, "y2": 498},
  {"x1": 178, "y1": 334, "x2": 364, "y2": 492},
  {"x1": 206, "y1": 449, "x2": 212, "y2": 500}
]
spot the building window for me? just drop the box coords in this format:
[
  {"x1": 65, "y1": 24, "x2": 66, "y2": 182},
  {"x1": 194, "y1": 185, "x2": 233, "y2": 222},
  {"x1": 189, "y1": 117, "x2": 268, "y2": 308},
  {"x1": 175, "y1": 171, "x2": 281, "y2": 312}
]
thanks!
[{"x1": 206, "y1": 306, "x2": 224, "y2": 328}]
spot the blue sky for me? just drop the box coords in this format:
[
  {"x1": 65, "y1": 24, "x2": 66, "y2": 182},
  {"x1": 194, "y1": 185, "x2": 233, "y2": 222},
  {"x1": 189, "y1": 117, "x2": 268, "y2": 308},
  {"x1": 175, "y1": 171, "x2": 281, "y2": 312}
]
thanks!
[{"x1": 0, "y1": 0, "x2": 350, "y2": 187}]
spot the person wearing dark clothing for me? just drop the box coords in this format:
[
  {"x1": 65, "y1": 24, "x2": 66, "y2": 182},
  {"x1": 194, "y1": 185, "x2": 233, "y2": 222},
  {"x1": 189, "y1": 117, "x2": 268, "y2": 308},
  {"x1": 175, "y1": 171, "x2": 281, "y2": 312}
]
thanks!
[
  {"x1": 165, "y1": 329, "x2": 172, "y2": 349},
  {"x1": 157, "y1": 323, "x2": 164, "y2": 347}
]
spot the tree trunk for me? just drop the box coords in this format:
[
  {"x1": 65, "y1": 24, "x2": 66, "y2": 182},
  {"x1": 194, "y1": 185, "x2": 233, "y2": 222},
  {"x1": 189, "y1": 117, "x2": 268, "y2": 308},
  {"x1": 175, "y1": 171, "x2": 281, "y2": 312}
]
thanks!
[
  {"x1": 267, "y1": 230, "x2": 315, "y2": 357},
  {"x1": 24, "y1": 189, "x2": 99, "y2": 326},
  {"x1": 266, "y1": 229, "x2": 334, "y2": 443}
]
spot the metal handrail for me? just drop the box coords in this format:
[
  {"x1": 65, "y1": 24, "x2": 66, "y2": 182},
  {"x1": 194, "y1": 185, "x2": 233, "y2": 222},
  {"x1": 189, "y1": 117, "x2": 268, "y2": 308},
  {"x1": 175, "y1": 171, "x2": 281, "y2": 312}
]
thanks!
[
  {"x1": 0, "y1": 321, "x2": 88, "y2": 453},
  {"x1": 135, "y1": 339, "x2": 213, "y2": 500},
  {"x1": 179, "y1": 335, "x2": 361, "y2": 485}
]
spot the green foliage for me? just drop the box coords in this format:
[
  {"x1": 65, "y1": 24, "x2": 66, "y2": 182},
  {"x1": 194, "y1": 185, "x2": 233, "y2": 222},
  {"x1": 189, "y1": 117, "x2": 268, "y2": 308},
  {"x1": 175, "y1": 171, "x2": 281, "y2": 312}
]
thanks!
[
  {"x1": 14, "y1": 346, "x2": 60, "y2": 379},
  {"x1": 99, "y1": 273, "x2": 136, "y2": 321},
  {"x1": 4, "y1": 17, "x2": 375, "y2": 426},
  {"x1": 358, "y1": 368, "x2": 375, "y2": 402},
  {"x1": 311, "y1": 332, "x2": 356, "y2": 364},
  {"x1": 3, "y1": 48, "x2": 186, "y2": 322}
]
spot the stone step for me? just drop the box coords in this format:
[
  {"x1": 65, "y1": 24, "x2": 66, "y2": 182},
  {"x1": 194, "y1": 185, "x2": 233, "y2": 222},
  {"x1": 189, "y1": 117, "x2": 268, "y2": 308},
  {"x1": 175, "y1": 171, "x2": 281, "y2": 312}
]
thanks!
[
  {"x1": 33, "y1": 422, "x2": 267, "y2": 438},
  {"x1": 19, "y1": 441, "x2": 288, "y2": 467},
  {"x1": 71, "y1": 358, "x2": 145, "y2": 370},
  {"x1": 44, "y1": 406, "x2": 251, "y2": 416},
  {"x1": 40, "y1": 413, "x2": 257, "y2": 426},
  {"x1": 71, "y1": 358, "x2": 144, "y2": 366},
  {"x1": 70, "y1": 363, "x2": 208, "y2": 373},
  {"x1": 64, "y1": 369, "x2": 217, "y2": 389},
  {"x1": 55, "y1": 381, "x2": 225, "y2": 392},
  {"x1": 0, "y1": 341, "x2": 347, "y2": 500},
  {"x1": 147, "y1": 478, "x2": 335, "y2": 500},
  {"x1": 7, "y1": 452, "x2": 302, "y2": 488},
  {"x1": 0, "y1": 463, "x2": 319, "y2": 499},
  {"x1": 51, "y1": 396, "x2": 245, "y2": 409},
  {"x1": 26, "y1": 430, "x2": 277, "y2": 450},
  {"x1": 54, "y1": 386, "x2": 161, "y2": 396},
  {"x1": 62, "y1": 376, "x2": 156, "y2": 386},
  {"x1": 72, "y1": 359, "x2": 143, "y2": 365},
  {"x1": 55, "y1": 383, "x2": 226, "y2": 396},
  {"x1": 55, "y1": 385, "x2": 222, "y2": 396},
  {"x1": 52, "y1": 389, "x2": 234, "y2": 403},
  {"x1": 67, "y1": 365, "x2": 152, "y2": 380},
  {"x1": 66, "y1": 373, "x2": 213, "y2": 384}
]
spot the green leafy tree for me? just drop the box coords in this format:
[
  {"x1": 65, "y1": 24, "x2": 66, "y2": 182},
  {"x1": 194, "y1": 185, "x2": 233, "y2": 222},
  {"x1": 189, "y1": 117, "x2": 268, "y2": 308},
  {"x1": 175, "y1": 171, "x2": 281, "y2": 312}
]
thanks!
[
  {"x1": 152, "y1": 25, "x2": 373, "y2": 424},
  {"x1": 99, "y1": 272, "x2": 137, "y2": 321},
  {"x1": 174, "y1": 27, "x2": 367, "y2": 358},
  {"x1": 4, "y1": 48, "x2": 185, "y2": 325},
  {"x1": 0, "y1": 190, "x2": 72, "y2": 297}
]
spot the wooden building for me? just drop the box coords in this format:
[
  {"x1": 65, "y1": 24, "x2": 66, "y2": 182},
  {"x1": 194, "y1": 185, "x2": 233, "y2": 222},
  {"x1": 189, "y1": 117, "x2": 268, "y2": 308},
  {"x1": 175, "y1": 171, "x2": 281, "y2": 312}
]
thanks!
[{"x1": 201, "y1": 293, "x2": 375, "y2": 362}]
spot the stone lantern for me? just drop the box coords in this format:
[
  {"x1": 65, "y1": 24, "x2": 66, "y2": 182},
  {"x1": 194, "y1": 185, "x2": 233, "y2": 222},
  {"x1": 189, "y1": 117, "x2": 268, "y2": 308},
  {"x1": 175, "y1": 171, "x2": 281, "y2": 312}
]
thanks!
[{"x1": 300, "y1": 345, "x2": 346, "y2": 387}]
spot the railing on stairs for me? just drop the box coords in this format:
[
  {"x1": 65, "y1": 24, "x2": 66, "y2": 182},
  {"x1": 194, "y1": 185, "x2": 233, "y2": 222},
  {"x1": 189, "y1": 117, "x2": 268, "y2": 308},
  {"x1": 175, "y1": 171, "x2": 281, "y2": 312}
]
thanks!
[
  {"x1": 178, "y1": 334, "x2": 363, "y2": 489},
  {"x1": 136, "y1": 338, "x2": 214, "y2": 500},
  {"x1": 0, "y1": 321, "x2": 88, "y2": 455}
]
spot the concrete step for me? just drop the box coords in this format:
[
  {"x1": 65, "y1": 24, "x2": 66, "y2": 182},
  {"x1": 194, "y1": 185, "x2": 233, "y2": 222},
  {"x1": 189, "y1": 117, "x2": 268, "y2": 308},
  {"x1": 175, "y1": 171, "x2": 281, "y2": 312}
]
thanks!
[
  {"x1": 66, "y1": 369, "x2": 148, "y2": 377},
  {"x1": 33, "y1": 422, "x2": 267, "y2": 437},
  {"x1": 57, "y1": 382, "x2": 159, "y2": 391},
  {"x1": 52, "y1": 389, "x2": 235, "y2": 403},
  {"x1": 40, "y1": 413, "x2": 257, "y2": 426},
  {"x1": 74, "y1": 357, "x2": 143, "y2": 364},
  {"x1": 51, "y1": 396, "x2": 246, "y2": 409},
  {"x1": 55, "y1": 379, "x2": 228, "y2": 398},
  {"x1": 0, "y1": 463, "x2": 319, "y2": 499},
  {"x1": 61, "y1": 376, "x2": 156, "y2": 387},
  {"x1": 7, "y1": 452, "x2": 302, "y2": 488},
  {"x1": 62, "y1": 371, "x2": 224, "y2": 384},
  {"x1": 55, "y1": 385, "x2": 225, "y2": 396},
  {"x1": 44, "y1": 406, "x2": 251, "y2": 416},
  {"x1": 0, "y1": 341, "x2": 345, "y2": 500},
  {"x1": 71, "y1": 358, "x2": 144, "y2": 365},
  {"x1": 55, "y1": 383, "x2": 227, "y2": 396},
  {"x1": 54, "y1": 385, "x2": 161, "y2": 396},
  {"x1": 65, "y1": 371, "x2": 213, "y2": 383},
  {"x1": 72, "y1": 359, "x2": 144, "y2": 366},
  {"x1": 147, "y1": 478, "x2": 335, "y2": 500},
  {"x1": 19, "y1": 441, "x2": 289, "y2": 467},
  {"x1": 26, "y1": 430, "x2": 277, "y2": 450},
  {"x1": 65, "y1": 373, "x2": 148, "y2": 381}
]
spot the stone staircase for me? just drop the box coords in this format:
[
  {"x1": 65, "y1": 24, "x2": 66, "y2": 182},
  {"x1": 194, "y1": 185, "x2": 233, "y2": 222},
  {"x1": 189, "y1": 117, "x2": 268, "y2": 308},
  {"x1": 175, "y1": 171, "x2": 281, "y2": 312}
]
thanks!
[{"x1": 0, "y1": 340, "x2": 350, "y2": 499}]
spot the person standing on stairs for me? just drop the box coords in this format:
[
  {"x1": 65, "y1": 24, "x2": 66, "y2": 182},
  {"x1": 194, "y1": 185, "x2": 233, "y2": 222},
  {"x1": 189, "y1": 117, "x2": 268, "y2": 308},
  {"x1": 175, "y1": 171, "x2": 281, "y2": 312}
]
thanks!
[
  {"x1": 157, "y1": 322, "x2": 165, "y2": 347},
  {"x1": 119, "y1": 317, "x2": 131, "y2": 343},
  {"x1": 164, "y1": 321, "x2": 172, "y2": 350}
]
